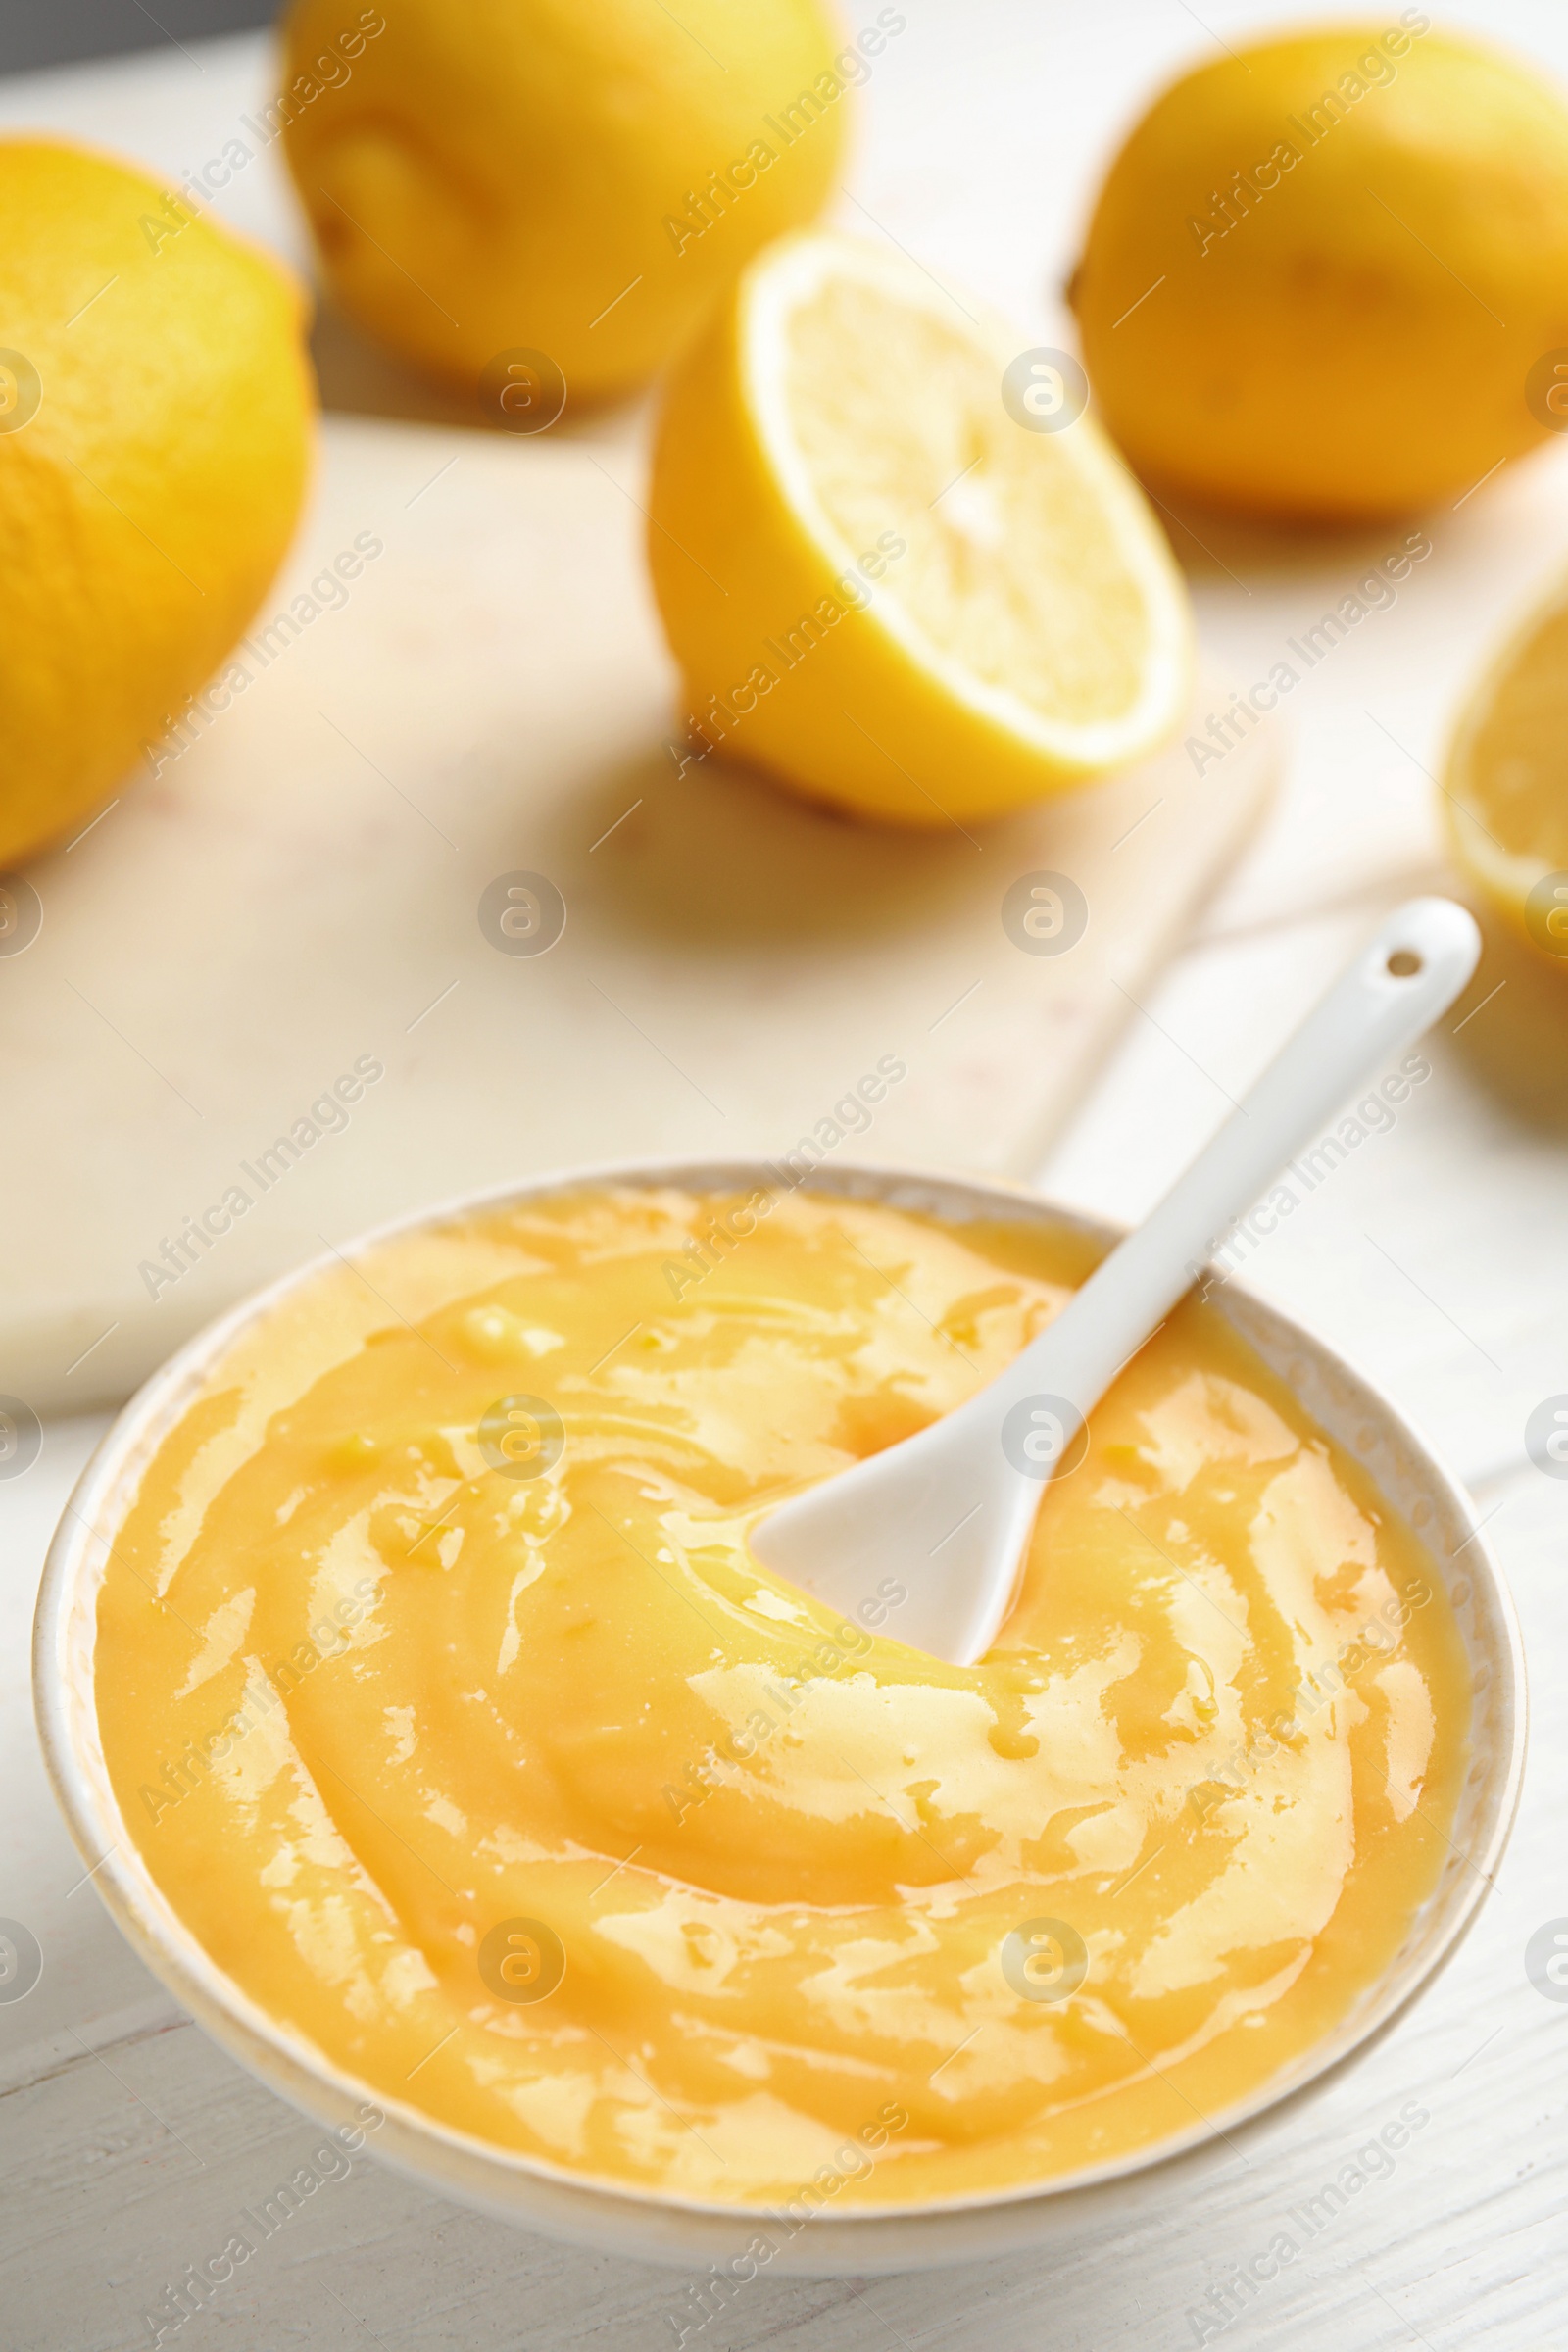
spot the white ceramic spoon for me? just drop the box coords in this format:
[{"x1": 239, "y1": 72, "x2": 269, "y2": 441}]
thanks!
[{"x1": 751, "y1": 896, "x2": 1481, "y2": 1664}]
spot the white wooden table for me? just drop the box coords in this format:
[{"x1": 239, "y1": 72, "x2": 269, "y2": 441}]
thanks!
[{"x1": 5, "y1": 5, "x2": 1568, "y2": 2345}]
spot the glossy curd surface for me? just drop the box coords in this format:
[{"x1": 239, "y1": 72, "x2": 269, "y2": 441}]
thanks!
[{"x1": 96, "y1": 1186, "x2": 1470, "y2": 2206}]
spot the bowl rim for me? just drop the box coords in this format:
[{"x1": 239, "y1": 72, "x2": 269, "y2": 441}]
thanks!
[{"x1": 32, "y1": 1152, "x2": 1529, "y2": 2259}]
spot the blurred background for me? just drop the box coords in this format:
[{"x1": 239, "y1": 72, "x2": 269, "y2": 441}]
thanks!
[{"x1": 0, "y1": 0, "x2": 270, "y2": 74}]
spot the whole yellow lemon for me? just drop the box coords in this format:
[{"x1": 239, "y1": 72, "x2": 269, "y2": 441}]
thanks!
[
  {"x1": 279, "y1": 0, "x2": 871, "y2": 407},
  {"x1": 0, "y1": 140, "x2": 312, "y2": 866},
  {"x1": 1071, "y1": 17, "x2": 1568, "y2": 520}
]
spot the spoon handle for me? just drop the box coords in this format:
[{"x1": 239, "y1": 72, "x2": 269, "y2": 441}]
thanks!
[{"x1": 986, "y1": 896, "x2": 1481, "y2": 1429}]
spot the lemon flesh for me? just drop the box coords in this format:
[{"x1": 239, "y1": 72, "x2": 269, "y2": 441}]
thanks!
[
  {"x1": 649, "y1": 232, "x2": 1193, "y2": 826},
  {"x1": 1446, "y1": 571, "x2": 1568, "y2": 964}
]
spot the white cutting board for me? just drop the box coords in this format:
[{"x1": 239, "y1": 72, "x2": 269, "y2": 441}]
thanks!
[{"x1": 0, "y1": 413, "x2": 1277, "y2": 1412}]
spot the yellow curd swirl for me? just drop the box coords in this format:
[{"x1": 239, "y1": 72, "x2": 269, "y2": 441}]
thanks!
[{"x1": 96, "y1": 1186, "x2": 1469, "y2": 2206}]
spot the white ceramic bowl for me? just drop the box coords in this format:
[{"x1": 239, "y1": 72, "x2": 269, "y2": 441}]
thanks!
[{"x1": 34, "y1": 1158, "x2": 1526, "y2": 2276}]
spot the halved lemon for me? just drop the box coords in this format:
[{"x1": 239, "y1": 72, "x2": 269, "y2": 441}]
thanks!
[
  {"x1": 1446, "y1": 567, "x2": 1568, "y2": 971},
  {"x1": 647, "y1": 230, "x2": 1194, "y2": 828}
]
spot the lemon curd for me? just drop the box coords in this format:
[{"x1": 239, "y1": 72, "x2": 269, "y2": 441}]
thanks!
[{"x1": 96, "y1": 1187, "x2": 1469, "y2": 2208}]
